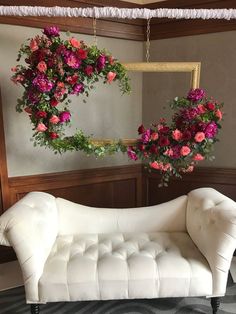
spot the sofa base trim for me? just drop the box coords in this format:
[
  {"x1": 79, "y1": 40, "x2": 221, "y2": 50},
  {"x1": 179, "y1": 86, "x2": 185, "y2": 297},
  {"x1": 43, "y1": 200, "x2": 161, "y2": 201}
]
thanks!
[
  {"x1": 31, "y1": 304, "x2": 40, "y2": 314},
  {"x1": 211, "y1": 297, "x2": 221, "y2": 314}
]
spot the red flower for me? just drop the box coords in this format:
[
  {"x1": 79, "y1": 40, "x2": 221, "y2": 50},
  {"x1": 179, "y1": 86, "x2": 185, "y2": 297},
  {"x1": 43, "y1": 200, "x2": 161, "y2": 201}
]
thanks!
[
  {"x1": 207, "y1": 102, "x2": 215, "y2": 111},
  {"x1": 50, "y1": 99, "x2": 59, "y2": 107},
  {"x1": 159, "y1": 136, "x2": 170, "y2": 147},
  {"x1": 49, "y1": 132, "x2": 59, "y2": 139},
  {"x1": 66, "y1": 74, "x2": 78, "y2": 85},
  {"x1": 77, "y1": 49, "x2": 88, "y2": 60},
  {"x1": 138, "y1": 124, "x2": 145, "y2": 134},
  {"x1": 84, "y1": 65, "x2": 94, "y2": 76},
  {"x1": 138, "y1": 143, "x2": 145, "y2": 151},
  {"x1": 36, "y1": 111, "x2": 47, "y2": 118},
  {"x1": 150, "y1": 144, "x2": 158, "y2": 154}
]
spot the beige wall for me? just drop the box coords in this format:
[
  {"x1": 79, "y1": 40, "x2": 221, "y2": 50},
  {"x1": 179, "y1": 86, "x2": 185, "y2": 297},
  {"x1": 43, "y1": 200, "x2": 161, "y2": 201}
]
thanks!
[
  {"x1": 0, "y1": 24, "x2": 143, "y2": 176},
  {"x1": 144, "y1": 31, "x2": 236, "y2": 168}
]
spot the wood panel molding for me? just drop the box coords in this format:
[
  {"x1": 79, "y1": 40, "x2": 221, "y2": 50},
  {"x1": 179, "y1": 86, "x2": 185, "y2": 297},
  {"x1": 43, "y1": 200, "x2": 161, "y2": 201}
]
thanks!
[
  {"x1": 1, "y1": 1, "x2": 236, "y2": 41},
  {"x1": 147, "y1": 0, "x2": 236, "y2": 40},
  {"x1": 0, "y1": 89, "x2": 10, "y2": 214},
  {"x1": 143, "y1": 166, "x2": 236, "y2": 206},
  {"x1": 8, "y1": 164, "x2": 143, "y2": 208}
]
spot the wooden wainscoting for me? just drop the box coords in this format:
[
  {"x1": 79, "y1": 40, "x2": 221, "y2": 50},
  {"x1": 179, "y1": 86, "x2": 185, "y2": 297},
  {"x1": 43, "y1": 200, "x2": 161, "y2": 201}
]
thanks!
[
  {"x1": 143, "y1": 166, "x2": 236, "y2": 206},
  {"x1": 8, "y1": 164, "x2": 143, "y2": 208}
]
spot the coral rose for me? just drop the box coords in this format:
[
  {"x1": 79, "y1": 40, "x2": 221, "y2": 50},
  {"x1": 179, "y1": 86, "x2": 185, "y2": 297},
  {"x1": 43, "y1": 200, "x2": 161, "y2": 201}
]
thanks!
[
  {"x1": 151, "y1": 132, "x2": 159, "y2": 141},
  {"x1": 193, "y1": 153, "x2": 204, "y2": 161},
  {"x1": 194, "y1": 132, "x2": 205, "y2": 143},
  {"x1": 36, "y1": 123, "x2": 47, "y2": 132},
  {"x1": 107, "y1": 72, "x2": 116, "y2": 83},
  {"x1": 215, "y1": 109, "x2": 223, "y2": 120},
  {"x1": 30, "y1": 39, "x2": 38, "y2": 51},
  {"x1": 69, "y1": 38, "x2": 80, "y2": 48},
  {"x1": 150, "y1": 161, "x2": 161, "y2": 170},
  {"x1": 37, "y1": 61, "x2": 47, "y2": 73},
  {"x1": 49, "y1": 115, "x2": 60, "y2": 124},
  {"x1": 172, "y1": 129, "x2": 183, "y2": 141},
  {"x1": 180, "y1": 146, "x2": 191, "y2": 156}
]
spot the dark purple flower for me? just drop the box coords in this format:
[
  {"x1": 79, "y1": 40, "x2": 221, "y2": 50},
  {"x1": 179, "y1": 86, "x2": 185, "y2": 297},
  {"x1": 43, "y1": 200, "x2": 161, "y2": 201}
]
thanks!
[
  {"x1": 182, "y1": 130, "x2": 192, "y2": 141},
  {"x1": 43, "y1": 26, "x2": 60, "y2": 37},
  {"x1": 96, "y1": 55, "x2": 106, "y2": 71},
  {"x1": 187, "y1": 88, "x2": 206, "y2": 102},
  {"x1": 59, "y1": 111, "x2": 71, "y2": 123},
  {"x1": 171, "y1": 145, "x2": 181, "y2": 159},
  {"x1": 33, "y1": 74, "x2": 54, "y2": 92},
  {"x1": 181, "y1": 107, "x2": 199, "y2": 120},
  {"x1": 72, "y1": 83, "x2": 84, "y2": 95},
  {"x1": 127, "y1": 147, "x2": 138, "y2": 161},
  {"x1": 204, "y1": 122, "x2": 218, "y2": 138},
  {"x1": 27, "y1": 90, "x2": 39, "y2": 104},
  {"x1": 141, "y1": 129, "x2": 151, "y2": 143}
]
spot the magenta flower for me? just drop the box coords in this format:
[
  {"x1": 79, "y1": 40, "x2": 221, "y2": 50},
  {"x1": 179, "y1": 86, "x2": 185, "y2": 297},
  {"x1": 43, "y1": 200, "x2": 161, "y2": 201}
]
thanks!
[
  {"x1": 33, "y1": 74, "x2": 54, "y2": 92},
  {"x1": 127, "y1": 147, "x2": 138, "y2": 161},
  {"x1": 43, "y1": 26, "x2": 60, "y2": 37},
  {"x1": 96, "y1": 55, "x2": 106, "y2": 71},
  {"x1": 203, "y1": 122, "x2": 218, "y2": 138},
  {"x1": 72, "y1": 83, "x2": 84, "y2": 94},
  {"x1": 59, "y1": 111, "x2": 71, "y2": 123},
  {"x1": 141, "y1": 129, "x2": 151, "y2": 143},
  {"x1": 187, "y1": 88, "x2": 206, "y2": 102},
  {"x1": 64, "y1": 52, "x2": 81, "y2": 69}
]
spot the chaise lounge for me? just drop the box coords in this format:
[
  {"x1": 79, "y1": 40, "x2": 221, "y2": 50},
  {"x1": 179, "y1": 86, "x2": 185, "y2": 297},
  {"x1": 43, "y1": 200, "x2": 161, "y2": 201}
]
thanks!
[{"x1": 0, "y1": 187, "x2": 236, "y2": 314}]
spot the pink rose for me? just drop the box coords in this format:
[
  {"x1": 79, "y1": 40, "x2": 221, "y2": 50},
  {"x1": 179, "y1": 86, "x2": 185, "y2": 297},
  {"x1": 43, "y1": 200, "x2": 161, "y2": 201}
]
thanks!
[
  {"x1": 151, "y1": 132, "x2": 159, "y2": 141},
  {"x1": 193, "y1": 153, "x2": 204, "y2": 161},
  {"x1": 69, "y1": 38, "x2": 80, "y2": 48},
  {"x1": 172, "y1": 129, "x2": 183, "y2": 141},
  {"x1": 107, "y1": 71, "x2": 116, "y2": 83},
  {"x1": 49, "y1": 115, "x2": 60, "y2": 124},
  {"x1": 30, "y1": 39, "x2": 38, "y2": 51},
  {"x1": 36, "y1": 123, "x2": 47, "y2": 132},
  {"x1": 180, "y1": 146, "x2": 191, "y2": 156},
  {"x1": 37, "y1": 61, "x2": 47, "y2": 73},
  {"x1": 194, "y1": 132, "x2": 205, "y2": 143},
  {"x1": 164, "y1": 148, "x2": 173, "y2": 157},
  {"x1": 215, "y1": 109, "x2": 223, "y2": 120}
]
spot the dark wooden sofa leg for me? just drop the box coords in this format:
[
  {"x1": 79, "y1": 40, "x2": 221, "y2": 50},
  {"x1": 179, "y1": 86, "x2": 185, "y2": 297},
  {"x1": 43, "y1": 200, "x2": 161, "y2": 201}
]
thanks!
[
  {"x1": 211, "y1": 297, "x2": 221, "y2": 314},
  {"x1": 31, "y1": 304, "x2": 40, "y2": 314}
]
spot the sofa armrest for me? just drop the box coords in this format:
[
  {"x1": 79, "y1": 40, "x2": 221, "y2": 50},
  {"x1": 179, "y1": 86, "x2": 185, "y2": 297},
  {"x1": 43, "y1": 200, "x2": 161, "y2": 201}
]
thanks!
[
  {"x1": 0, "y1": 192, "x2": 58, "y2": 303},
  {"x1": 187, "y1": 188, "x2": 236, "y2": 297}
]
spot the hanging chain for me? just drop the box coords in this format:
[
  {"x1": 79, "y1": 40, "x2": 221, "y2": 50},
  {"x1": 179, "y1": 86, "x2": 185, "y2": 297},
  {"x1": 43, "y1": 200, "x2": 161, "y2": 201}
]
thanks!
[
  {"x1": 93, "y1": 17, "x2": 98, "y2": 46},
  {"x1": 146, "y1": 18, "x2": 151, "y2": 62}
]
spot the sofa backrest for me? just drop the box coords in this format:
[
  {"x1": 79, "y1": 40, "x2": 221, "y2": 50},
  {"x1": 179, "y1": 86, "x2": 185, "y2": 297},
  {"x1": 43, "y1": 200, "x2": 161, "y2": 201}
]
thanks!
[{"x1": 56, "y1": 195, "x2": 187, "y2": 234}]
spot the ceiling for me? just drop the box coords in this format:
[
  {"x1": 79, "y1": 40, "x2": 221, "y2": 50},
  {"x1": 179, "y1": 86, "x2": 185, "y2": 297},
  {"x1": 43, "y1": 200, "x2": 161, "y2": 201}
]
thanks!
[{"x1": 121, "y1": 0, "x2": 167, "y2": 4}]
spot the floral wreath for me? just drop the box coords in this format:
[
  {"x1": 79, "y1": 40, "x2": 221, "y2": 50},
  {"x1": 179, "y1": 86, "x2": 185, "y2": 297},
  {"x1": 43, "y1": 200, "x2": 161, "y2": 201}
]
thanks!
[
  {"x1": 127, "y1": 88, "x2": 224, "y2": 186},
  {"x1": 11, "y1": 26, "x2": 131, "y2": 156},
  {"x1": 11, "y1": 26, "x2": 224, "y2": 185}
]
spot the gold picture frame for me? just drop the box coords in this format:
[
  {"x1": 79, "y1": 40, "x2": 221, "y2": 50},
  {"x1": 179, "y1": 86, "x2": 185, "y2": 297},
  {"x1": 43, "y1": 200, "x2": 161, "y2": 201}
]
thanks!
[{"x1": 91, "y1": 62, "x2": 201, "y2": 146}]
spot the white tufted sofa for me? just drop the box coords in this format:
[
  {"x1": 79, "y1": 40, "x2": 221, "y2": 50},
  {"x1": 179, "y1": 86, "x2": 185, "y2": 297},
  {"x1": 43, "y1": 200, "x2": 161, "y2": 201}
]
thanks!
[{"x1": 0, "y1": 187, "x2": 236, "y2": 314}]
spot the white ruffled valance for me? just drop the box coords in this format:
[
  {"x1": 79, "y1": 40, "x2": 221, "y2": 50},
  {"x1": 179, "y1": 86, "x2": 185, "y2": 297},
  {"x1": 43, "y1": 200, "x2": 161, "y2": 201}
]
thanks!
[{"x1": 0, "y1": 6, "x2": 236, "y2": 20}]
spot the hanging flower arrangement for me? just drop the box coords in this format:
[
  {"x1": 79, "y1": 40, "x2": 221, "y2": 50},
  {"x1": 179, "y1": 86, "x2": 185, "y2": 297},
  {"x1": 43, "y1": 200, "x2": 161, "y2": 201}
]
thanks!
[
  {"x1": 127, "y1": 88, "x2": 224, "y2": 186},
  {"x1": 11, "y1": 26, "x2": 131, "y2": 156},
  {"x1": 11, "y1": 26, "x2": 224, "y2": 186}
]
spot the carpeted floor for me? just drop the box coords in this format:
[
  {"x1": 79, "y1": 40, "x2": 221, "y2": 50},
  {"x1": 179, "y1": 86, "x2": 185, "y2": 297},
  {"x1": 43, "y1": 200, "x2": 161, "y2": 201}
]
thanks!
[{"x1": 0, "y1": 276, "x2": 235, "y2": 314}]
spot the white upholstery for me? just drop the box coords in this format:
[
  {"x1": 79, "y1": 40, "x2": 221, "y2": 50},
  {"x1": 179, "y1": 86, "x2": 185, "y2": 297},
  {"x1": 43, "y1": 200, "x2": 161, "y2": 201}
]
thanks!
[{"x1": 0, "y1": 188, "x2": 235, "y2": 304}]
